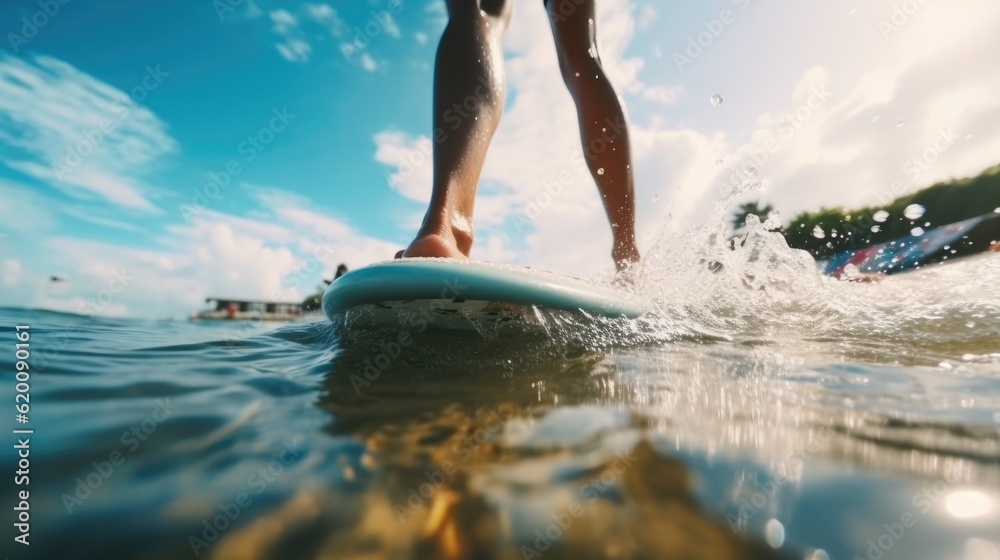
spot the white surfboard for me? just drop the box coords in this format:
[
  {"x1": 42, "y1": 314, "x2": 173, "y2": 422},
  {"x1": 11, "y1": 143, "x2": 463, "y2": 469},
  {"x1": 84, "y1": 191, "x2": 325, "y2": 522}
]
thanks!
[{"x1": 322, "y1": 258, "x2": 645, "y2": 329}]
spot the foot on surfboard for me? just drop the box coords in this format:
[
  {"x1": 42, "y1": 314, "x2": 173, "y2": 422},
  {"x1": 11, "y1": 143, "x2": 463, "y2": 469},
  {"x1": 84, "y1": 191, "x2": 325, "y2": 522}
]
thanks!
[{"x1": 395, "y1": 233, "x2": 469, "y2": 260}]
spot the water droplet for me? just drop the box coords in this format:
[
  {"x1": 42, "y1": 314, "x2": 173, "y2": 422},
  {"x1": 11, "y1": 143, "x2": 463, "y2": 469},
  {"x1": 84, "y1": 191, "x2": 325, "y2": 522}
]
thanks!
[
  {"x1": 924, "y1": 221, "x2": 930, "y2": 227},
  {"x1": 710, "y1": 93, "x2": 724, "y2": 106},
  {"x1": 812, "y1": 225, "x2": 826, "y2": 239},
  {"x1": 596, "y1": 168, "x2": 605, "y2": 175},
  {"x1": 903, "y1": 203, "x2": 925, "y2": 220},
  {"x1": 746, "y1": 165, "x2": 758, "y2": 177},
  {"x1": 831, "y1": 231, "x2": 838, "y2": 238},
  {"x1": 602, "y1": 127, "x2": 606, "y2": 132},
  {"x1": 870, "y1": 225, "x2": 881, "y2": 233},
  {"x1": 896, "y1": 119, "x2": 906, "y2": 127},
  {"x1": 911, "y1": 226, "x2": 925, "y2": 236},
  {"x1": 994, "y1": 207, "x2": 1000, "y2": 213},
  {"x1": 810, "y1": 550, "x2": 831, "y2": 560},
  {"x1": 574, "y1": 72, "x2": 580, "y2": 77},
  {"x1": 716, "y1": 158, "x2": 725, "y2": 165},
  {"x1": 764, "y1": 519, "x2": 785, "y2": 548},
  {"x1": 943, "y1": 245, "x2": 950, "y2": 250},
  {"x1": 872, "y1": 115, "x2": 880, "y2": 122},
  {"x1": 587, "y1": 47, "x2": 597, "y2": 58},
  {"x1": 873, "y1": 210, "x2": 889, "y2": 222},
  {"x1": 653, "y1": 194, "x2": 661, "y2": 202}
]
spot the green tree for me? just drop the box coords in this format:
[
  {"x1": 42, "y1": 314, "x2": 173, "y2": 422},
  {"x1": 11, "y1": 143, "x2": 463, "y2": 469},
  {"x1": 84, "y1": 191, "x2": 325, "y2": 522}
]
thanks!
[
  {"x1": 731, "y1": 200, "x2": 775, "y2": 231},
  {"x1": 782, "y1": 162, "x2": 1000, "y2": 259}
]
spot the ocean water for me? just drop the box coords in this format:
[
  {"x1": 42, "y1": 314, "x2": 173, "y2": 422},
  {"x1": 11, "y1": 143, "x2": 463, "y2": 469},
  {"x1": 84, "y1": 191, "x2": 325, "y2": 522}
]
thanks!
[{"x1": 3, "y1": 223, "x2": 1000, "y2": 560}]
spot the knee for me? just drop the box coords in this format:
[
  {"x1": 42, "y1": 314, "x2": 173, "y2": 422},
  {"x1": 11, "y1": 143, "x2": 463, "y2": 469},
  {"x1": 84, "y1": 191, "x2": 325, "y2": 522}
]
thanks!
[
  {"x1": 446, "y1": 0, "x2": 511, "y2": 23},
  {"x1": 480, "y1": 0, "x2": 511, "y2": 19}
]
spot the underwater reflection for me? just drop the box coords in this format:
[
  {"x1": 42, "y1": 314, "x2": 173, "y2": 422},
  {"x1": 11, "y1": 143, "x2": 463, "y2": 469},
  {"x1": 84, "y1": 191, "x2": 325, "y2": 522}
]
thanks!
[{"x1": 200, "y1": 331, "x2": 795, "y2": 559}]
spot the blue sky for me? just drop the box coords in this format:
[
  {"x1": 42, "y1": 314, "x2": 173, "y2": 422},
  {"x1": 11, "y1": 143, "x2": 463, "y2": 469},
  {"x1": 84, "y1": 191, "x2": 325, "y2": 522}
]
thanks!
[{"x1": 1, "y1": 0, "x2": 998, "y2": 317}]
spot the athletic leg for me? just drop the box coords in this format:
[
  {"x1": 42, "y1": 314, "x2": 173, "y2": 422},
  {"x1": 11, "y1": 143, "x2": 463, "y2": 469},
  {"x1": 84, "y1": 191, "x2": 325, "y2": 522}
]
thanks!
[
  {"x1": 546, "y1": 0, "x2": 640, "y2": 270},
  {"x1": 401, "y1": 0, "x2": 512, "y2": 259}
]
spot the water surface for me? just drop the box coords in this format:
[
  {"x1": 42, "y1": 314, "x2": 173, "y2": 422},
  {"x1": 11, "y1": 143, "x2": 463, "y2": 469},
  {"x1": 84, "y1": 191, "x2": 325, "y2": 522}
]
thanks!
[{"x1": 3, "y1": 228, "x2": 1000, "y2": 560}]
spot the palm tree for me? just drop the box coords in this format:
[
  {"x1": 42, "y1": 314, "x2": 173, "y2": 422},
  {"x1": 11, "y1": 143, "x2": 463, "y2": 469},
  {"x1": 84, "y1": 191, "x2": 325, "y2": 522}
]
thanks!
[{"x1": 731, "y1": 200, "x2": 775, "y2": 231}]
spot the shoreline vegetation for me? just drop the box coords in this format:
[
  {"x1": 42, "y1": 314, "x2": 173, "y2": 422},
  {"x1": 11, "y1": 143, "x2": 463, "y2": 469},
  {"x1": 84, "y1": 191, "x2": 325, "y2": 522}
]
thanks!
[{"x1": 734, "y1": 161, "x2": 1000, "y2": 262}]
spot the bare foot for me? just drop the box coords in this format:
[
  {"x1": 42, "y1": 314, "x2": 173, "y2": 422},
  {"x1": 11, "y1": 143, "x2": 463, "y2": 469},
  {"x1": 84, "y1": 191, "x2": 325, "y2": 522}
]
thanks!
[{"x1": 395, "y1": 232, "x2": 469, "y2": 260}]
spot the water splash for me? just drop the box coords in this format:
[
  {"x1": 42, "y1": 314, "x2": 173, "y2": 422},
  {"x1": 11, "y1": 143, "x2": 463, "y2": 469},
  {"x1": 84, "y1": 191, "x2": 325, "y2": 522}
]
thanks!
[{"x1": 904, "y1": 204, "x2": 926, "y2": 220}]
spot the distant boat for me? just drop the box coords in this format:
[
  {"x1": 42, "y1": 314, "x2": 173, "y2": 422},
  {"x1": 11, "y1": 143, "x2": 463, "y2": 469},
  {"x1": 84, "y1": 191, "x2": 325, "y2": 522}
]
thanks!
[
  {"x1": 821, "y1": 212, "x2": 1000, "y2": 278},
  {"x1": 191, "y1": 298, "x2": 303, "y2": 322}
]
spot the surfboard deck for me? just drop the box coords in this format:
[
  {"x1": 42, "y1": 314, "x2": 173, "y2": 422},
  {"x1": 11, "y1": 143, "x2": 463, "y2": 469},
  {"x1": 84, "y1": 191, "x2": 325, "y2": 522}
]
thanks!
[{"x1": 322, "y1": 258, "x2": 645, "y2": 329}]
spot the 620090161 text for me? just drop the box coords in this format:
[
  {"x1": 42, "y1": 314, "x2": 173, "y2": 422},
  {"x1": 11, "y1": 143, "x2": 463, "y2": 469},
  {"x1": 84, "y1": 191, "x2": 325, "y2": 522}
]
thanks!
[{"x1": 13, "y1": 324, "x2": 33, "y2": 546}]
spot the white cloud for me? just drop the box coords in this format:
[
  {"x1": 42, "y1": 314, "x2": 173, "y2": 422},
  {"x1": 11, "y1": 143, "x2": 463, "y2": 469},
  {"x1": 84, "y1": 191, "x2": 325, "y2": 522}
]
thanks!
[
  {"x1": 373, "y1": 131, "x2": 432, "y2": 203},
  {"x1": 0, "y1": 54, "x2": 177, "y2": 212},
  {"x1": 359, "y1": 52, "x2": 378, "y2": 72},
  {"x1": 381, "y1": 14, "x2": 401, "y2": 40},
  {"x1": 269, "y1": 9, "x2": 298, "y2": 34},
  {"x1": 269, "y1": 9, "x2": 313, "y2": 63},
  {"x1": 303, "y1": 3, "x2": 333, "y2": 22},
  {"x1": 642, "y1": 85, "x2": 681, "y2": 105},
  {"x1": 276, "y1": 39, "x2": 312, "y2": 63},
  {"x1": 424, "y1": 1, "x2": 447, "y2": 28},
  {"x1": 303, "y1": 3, "x2": 347, "y2": 37},
  {"x1": 636, "y1": 5, "x2": 657, "y2": 30},
  {"x1": 2, "y1": 259, "x2": 20, "y2": 287},
  {"x1": 371, "y1": 0, "x2": 1000, "y2": 277},
  {"x1": 4, "y1": 185, "x2": 400, "y2": 318},
  {"x1": 244, "y1": 0, "x2": 262, "y2": 19}
]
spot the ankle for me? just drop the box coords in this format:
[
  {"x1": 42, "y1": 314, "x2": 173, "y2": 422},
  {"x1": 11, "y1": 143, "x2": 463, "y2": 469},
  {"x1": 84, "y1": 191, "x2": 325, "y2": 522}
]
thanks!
[
  {"x1": 612, "y1": 240, "x2": 640, "y2": 270},
  {"x1": 418, "y1": 217, "x2": 475, "y2": 258}
]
